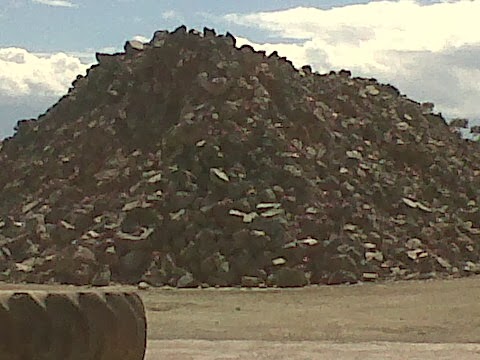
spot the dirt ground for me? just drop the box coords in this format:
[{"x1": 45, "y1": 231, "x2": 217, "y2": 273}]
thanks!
[{"x1": 2, "y1": 276, "x2": 480, "y2": 358}]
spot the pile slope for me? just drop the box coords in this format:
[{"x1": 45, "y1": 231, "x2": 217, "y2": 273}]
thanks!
[{"x1": 1, "y1": 26, "x2": 479, "y2": 287}]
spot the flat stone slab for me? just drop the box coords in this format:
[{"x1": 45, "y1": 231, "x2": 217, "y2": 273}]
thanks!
[{"x1": 146, "y1": 340, "x2": 480, "y2": 360}]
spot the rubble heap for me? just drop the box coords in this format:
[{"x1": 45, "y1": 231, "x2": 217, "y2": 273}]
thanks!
[{"x1": 1, "y1": 26, "x2": 480, "y2": 287}]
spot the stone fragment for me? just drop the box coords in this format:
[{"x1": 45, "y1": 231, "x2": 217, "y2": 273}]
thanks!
[
  {"x1": 125, "y1": 40, "x2": 144, "y2": 52},
  {"x1": 176, "y1": 272, "x2": 196, "y2": 288},
  {"x1": 241, "y1": 276, "x2": 263, "y2": 287},
  {"x1": 119, "y1": 250, "x2": 150, "y2": 277},
  {"x1": 365, "y1": 251, "x2": 383, "y2": 262},
  {"x1": 365, "y1": 85, "x2": 380, "y2": 95},
  {"x1": 362, "y1": 272, "x2": 379, "y2": 281},
  {"x1": 137, "y1": 281, "x2": 150, "y2": 290},
  {"x1": 272, "y1": 268, "x2": 308, "y2": 287},
  {"x1": 471, "y1": 125, "x2": 480, "y2": 134},
  {"x1": 210, "y1": 168, "x2": 229, "y2": 182},
  {"x1": 464, "y1": 262, "x2": 480, "y2": 274},
  {"x1": 449, "y1": 118, "x2": 468, "y2": 128},
  {"x1": 272, "y1": 258, "x2": 287, "y2": 266},
  {"x1": 405, "y1": 238, "x2": 423, "y2": 250},
  {"x1": 435, "y1": 256, "x2": 451, "y2": 269},
  {"x1": 91, "y1": 265, "x2": 111, "y2": 286},
  {"x1": 73, "y1": 246, "x2": 96, "y2": 264},
  {"x1": 327, "y1": 271, "x2": 358, "y2": 285}
]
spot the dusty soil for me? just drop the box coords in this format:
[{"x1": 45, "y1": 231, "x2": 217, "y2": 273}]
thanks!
[
  {"x1": 2, "y1": 276, "x2": 480, "y2": 358},
  {"x1": 145, "y1": 340, "x2": 480, "y2": 360},
  {"x1": 139, "y1": 277, "x2": 480, "y2": 343}
]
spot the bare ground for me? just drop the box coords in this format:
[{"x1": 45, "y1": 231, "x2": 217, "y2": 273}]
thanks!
[
  {"x1": 145, "y1": 340, "x2": 480, "y2": 360},
  {"x1": 2, "y1": 276, "x2": 480, "y2": 358}
]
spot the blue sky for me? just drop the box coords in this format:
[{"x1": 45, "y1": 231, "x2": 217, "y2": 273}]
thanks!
[
  {"x1": 1, "y1": 0, "x2": 371, "y2": 52},
  {"x1": 1, "y1": 0, "x2": 480, "y2": 139}
]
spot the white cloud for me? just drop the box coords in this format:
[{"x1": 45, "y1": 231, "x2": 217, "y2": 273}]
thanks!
[
  {"x1": 161, "y1": 9, "x2": 185, "y2": 22},
  {"x1": 32, "y1": 0, "x2": 78, "y2": 7},
  {"x1": 0, "y1": 47, "x2": 91, "y2": 99},
  {"x1": 225, "y1": 0, "x2": 480, "y2": 120},
  {"x1": 162, "y1": 10, "x2": 177, "y2": 20},
  {"x1": 132, "y1": 35, "x2": 150, "y2": 43},
  {"x1": 97, "y1": 46, "x2": 118, "y2": 54}
]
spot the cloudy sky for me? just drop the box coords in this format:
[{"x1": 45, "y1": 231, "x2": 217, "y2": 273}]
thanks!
[{"x1": 1, "y1": 0, "x2": 479, "y2": 139}]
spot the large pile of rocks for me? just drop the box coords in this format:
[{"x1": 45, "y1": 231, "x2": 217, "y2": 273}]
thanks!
[{"x1": 1, "y1": 26, "x2": 479, "y2": 287}]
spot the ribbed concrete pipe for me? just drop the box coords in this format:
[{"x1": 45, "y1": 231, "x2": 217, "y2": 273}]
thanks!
[{"x1": 0, "y1": 291, "x2": 147, "y2": 360}]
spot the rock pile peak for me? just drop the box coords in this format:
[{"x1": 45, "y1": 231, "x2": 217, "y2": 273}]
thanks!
[{"x1": 1, "y1": 26, "x2": 479, "y2": 287}]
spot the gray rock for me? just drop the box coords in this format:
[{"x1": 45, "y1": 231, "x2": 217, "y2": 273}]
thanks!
[
  {"x1": 150, "y1": 30, "x2": 168, "y2": 47},
  {"x1": 137, "y1": 281, "x2": 150, "y2": 290},
  {"x1": 464, "y1": 261, "x2": 480, "y2": 274},
  {"x1": 470, "y1": 125, "x2": 480, "y2": 134},
  {"x1": 418, "y1": 271, "x2": 437, "y2": 280},
  {"x1": 449, "y1": 118, "x2": 468, "y2": 128},
  {"x1": 73, "y1": 246, "x2": 96, "y2": 264},
  {"x1": 119, "y1": 250, "x2": 150, "y2": 276},
  {"x1": 125, "y1": 40, "x2": 144, "y2": 52},
  {"x1": 272, "y1": 268, "x2": 308, "y2": 287},
  {"x1": 91, "y1": 265, "x2": 111, "y2": 286},
  {"x1": 362, "y1": 272, "x2": 379, "y2": 282},
  {"x1": 327, "y1": 271, "x2": 358, "y2": 285},
  {"x1": 224, "y1": 32, "x2": 236, "y2": 47},
  {"x1": 173, "y1": 25, "x2": 187, "y2": 35},
  {"x1": 203, "y1": 27, "x2": 216, "y2": 38},
  {"x1": 241, "y1": 276, "x2": 262, "y2": 288},
  {"x1": 176, "y1": 272, "x2": 196, "y2": 288}
]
